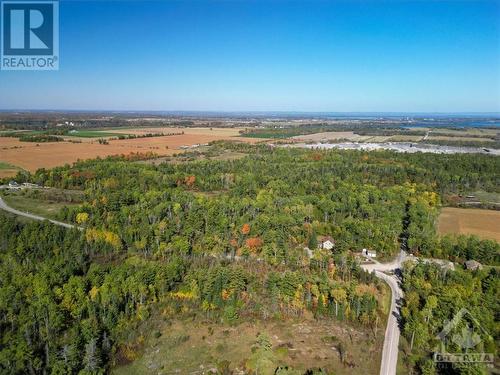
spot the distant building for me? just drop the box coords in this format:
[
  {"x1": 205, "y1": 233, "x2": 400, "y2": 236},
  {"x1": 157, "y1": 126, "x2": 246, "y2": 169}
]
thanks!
[
  {"x1": 22, "y1": 183, "x2": 40, "y2": 188},
  {"x1": 363, "y1": 248, "x2": 377, "y2": 258},
  {"x1": 7, "y1": 181, "x2": 21, "y2": 190},
  {"x1": 318, "y1": 236, "x2": 335, "y2": 251},
  {"x1": 464, "y1": 260, "x2": 483, "y2": 271}
]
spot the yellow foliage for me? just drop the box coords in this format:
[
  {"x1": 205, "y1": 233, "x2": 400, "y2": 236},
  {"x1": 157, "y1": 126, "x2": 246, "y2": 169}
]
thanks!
[
  {"x1": 170, "y1": 291, "x2": 196, "y2": 300},
  {"x1": 121, "y1": 345, "x2": 139, "y2": 362},
  {"x1": 75, "y1": 212, "x2": 89, "y2": 224},
  {"x1": 103, "y1": 177, "x2": 118, "y2": 189},
  {"x1": 221, "y1": 289, "x2": 232, "y2": 301},
  {"x1": 292, "y1": 285, "x2": 304, "y2": 310},
  {"x1": 89, "y1": 286, "x2": 99, "y2": 301},
  {"x1": 202, "y1": 300, "x2": 216, "y2": 311},
  {"x1": 85, "y1": 228, "x2": 121, "y2": 249}
]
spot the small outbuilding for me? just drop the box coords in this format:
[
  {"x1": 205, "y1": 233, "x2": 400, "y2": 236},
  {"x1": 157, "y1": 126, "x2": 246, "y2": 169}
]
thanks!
[
  {"x1": 318, "y1": 236, "x2": 335, "y2": 251},
  {"x1": 464, "y1": 260, "x2": 483, "y2": 271},
  {"x1": 362, "y1": 248, "x2": 377, "y2": 258}
]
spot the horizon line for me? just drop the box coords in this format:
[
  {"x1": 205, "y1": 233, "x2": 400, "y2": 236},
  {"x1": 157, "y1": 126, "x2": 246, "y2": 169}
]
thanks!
[{"x1": 0, "y1": 109, "x2": 499, "y2": 117}]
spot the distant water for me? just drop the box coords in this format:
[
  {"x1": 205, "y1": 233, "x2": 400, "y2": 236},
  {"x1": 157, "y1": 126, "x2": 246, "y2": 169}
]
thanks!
[{"x1": 402, "y1": 120, "x2": 500, "y2": 129}]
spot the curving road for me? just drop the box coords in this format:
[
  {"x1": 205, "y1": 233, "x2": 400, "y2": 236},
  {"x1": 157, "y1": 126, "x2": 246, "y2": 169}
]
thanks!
[
  {"x1": 361, "y1": 252, "x2": 404, "y2": 375},
  {"x1": 1, "y1": 192, "x2": 403, "y2": 373},
  {"x1": 0, "y1": 196, "x2": 80, "y2": 230}
]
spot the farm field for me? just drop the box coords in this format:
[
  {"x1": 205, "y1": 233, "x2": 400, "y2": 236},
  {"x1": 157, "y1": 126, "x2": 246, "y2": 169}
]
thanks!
[
  {"x1": 0, "y1": 128, "x2": 262, "y2": 172},
  {"x1": 0, "y1": 161, "x2": 24, "y2": 178},
  {"x1": 65, "y1": 130, "x2": 129, "y2": 138},
  {"x1": 107, "y1": 126, "x2": 245, "y2": 137},
  {"x1": 437, "y1": 207, "x2": 500, "y2": 242},
  {"x1": 409, "y1": 127, "x2": 499, "y2": 137}
]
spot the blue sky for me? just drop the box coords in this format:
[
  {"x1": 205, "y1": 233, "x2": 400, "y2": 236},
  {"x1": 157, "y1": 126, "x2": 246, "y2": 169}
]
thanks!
[{"x1": 0, "y1": 0, "x2": 499, "y2": 112}]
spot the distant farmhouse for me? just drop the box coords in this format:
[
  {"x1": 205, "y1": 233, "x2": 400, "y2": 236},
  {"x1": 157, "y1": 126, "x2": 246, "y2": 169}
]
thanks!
[
  {"x1": 0, "y1": 181, "x2": 42, "y2": 191},
  {"x1": 318, "y1": 236, "x2": 335, "y2": 251}
]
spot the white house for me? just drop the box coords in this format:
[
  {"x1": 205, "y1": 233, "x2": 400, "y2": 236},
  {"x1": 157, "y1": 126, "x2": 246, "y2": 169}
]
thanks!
[
  {"x1": 318, "y1": 236, "x2": 335, "y2": 251},
  {"x1": 362, "y1": 248, "x2": 377, "y2": 258},
  {"x1": 22, "y1": 183, "x2": 40, "y2": 188}
]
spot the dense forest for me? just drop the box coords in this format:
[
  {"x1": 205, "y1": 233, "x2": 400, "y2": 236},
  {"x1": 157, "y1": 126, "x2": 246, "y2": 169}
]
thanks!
[
  {"x1": 1, "y1": 142, "x2": 499, "y2": 374},
  {"x1": 400, "y1": 262, "x2": 498, "y2": 375}
]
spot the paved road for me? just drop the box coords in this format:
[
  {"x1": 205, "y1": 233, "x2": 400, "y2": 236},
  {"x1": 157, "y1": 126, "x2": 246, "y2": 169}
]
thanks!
[
  {"x1": 361, "y1": 252, "x2": 404, "y2": 375},
  {"x1": 0, "y1": 197, "x2": 80, "y2": 230},
  {"x1": 1, "y1": 192, "x2": 404, "y2": 373}
]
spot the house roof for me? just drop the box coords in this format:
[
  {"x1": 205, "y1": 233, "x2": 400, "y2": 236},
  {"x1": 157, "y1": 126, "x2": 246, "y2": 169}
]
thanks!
[{"x1": 318, "y1": 235, "x2": 335, "y2": 243}]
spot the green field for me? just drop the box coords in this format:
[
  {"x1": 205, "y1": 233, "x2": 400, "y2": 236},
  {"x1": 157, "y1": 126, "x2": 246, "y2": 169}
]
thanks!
[
  {"x1": 0, "y1": 161, "x2": 21, "y2": 170},
  {"x1": 66, "y1": 130, "x2": 126, "y2": 138},
  {"x1": 1, "y1": 193, "x2": 79, "y2": 220},
  {"x1": 1, "y1": 129, "x2": 130, "y2": 139},
  {"x1": 0, "y1": 162, "x2": 24, "y2": 178}
]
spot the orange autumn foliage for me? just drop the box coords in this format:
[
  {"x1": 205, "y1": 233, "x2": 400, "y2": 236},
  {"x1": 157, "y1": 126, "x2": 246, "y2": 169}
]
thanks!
[
  {"x1": 245, "y1": 237, "x2": 263, "y2": 250},
  {"x1": 185, "y1": 175, "x2": 196, "y2": 187},
  {"x1": 311, "y1": 153, "x2": 323, "y2": 161},
  {"x1": 241, "y1": 223, "x2": 251, "y2": 235}
]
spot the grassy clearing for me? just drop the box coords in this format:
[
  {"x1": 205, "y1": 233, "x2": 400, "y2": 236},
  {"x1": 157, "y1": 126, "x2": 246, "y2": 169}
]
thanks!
[
  {"x1": 113, "y1": 316, "x2": 384, "y2": 375},
  {"x1": 0, "y1": 161, "x2": 24, "y2": 179},
  {"x1": 469, "y1": 190, "x2": 500, "y2": 204},
  {"x1": 1, "y1": 192, "x2": 80, "y2": 220},
  {"x1": 0, "y1": 161, "x2": 21, "y2": 170},
  {"x1": 139, "y1": 150, "x2": 248, "y2": 166}
]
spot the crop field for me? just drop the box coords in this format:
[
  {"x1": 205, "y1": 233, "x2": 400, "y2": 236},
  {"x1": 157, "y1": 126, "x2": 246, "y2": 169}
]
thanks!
[
  {"x1": 437, "y1": 207, "x2": 500, "y2": 242},
  {"x1": 65, "y1": 130, "x2": 129, "y2": 138},
  {"x1": 0, "y1": 128, "x2": 263, "y2": 172},
  {"x1": 0, "y1": 161, "x2": 23, "y2": 178},
  {"x1": 409, "y1": 127, "x2": 499, "y2": 137},
  {"x1": 108, "y1": 126, "x2": 245, "y2": 137}
]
